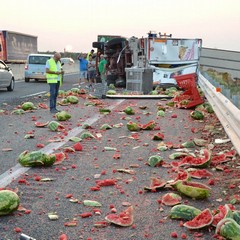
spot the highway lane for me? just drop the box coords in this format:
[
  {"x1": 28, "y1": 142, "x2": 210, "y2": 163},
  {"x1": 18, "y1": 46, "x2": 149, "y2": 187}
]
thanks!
[{"x1": 0, "y1": 73, "x2": 79, "y2": 105}]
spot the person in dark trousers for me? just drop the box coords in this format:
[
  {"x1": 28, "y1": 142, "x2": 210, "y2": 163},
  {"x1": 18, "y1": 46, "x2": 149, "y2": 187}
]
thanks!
[{"x1": 46, "y1": 52, "x2": 64, "y2": 113}]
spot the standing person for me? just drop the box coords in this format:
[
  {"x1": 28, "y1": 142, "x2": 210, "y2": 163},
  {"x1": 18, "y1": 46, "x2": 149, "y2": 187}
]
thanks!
[
  {"x1": 46, "y1": 52, "x2": 64, "y2": 114},
  {"x1": 98, "y1": 54, "x2": 107, "y2": 85},
  {"x1": 77, "y1": 53, "x2": 88, "y2": 87},
  {"x1": 87, "y1": 55, "x2": 96, "y2": 90},
  {"x1": 87, "y1": 49, "x2": 94, "y2": 60}
]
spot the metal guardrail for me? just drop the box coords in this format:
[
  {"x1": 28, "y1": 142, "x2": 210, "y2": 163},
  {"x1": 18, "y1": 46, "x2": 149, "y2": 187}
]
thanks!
[{"x1": 199, "y1": 73, "x2": 240, "y2": 155}]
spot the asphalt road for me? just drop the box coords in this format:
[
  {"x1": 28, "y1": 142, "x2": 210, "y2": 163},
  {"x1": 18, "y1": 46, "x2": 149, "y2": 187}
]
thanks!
[
  {"x1": 0, "y1": 80, "x2": 239, "y2": 240},
  {"x1": 0, "y1": 73, "x2": 79, "y2": 106}
]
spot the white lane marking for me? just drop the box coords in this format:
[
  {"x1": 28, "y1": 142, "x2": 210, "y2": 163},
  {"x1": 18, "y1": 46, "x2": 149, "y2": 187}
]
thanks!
[
  {"x1": 0, "y1": 99, "x2": 125, "y2": 187},
  {"x1": 20, "y1": 91, "x2": 47, "y2": 98}
]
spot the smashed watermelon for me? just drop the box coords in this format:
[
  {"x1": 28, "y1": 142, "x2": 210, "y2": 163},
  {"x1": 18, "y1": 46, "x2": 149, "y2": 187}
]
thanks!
[
  {"x1": 105, "y1": 206, "x2": 133, "y2": 227},
  {"x1": 144, "y1": 178, "x2": 167, "y2": 192},
  {"x1": 212, "y1": 204, "x2": 234, "y2": 227},
  {"x1": 184, "y1": 208, "x2": 213, "y2": 229},
  {"x1": 161, "y1": 193, "x2": 182, "y2": 206},
  {"x1": 187, "y1": 169, "x2": 213, "y2": 179}
]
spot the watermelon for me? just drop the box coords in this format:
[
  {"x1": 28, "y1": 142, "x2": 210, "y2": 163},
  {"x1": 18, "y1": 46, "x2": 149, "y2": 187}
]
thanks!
[
  {"x1": 124, "y1": 106, "x2": 135, "y2": 115},
  {"x1": 233, "y1": 211, "x2": 240, "y2": 225},
  {"x1": 58, "y1": 98, "x2": 69, "y2": 106},
  {"x1": 0, "y1": 190, "x2": 20, "y2": 216},
  {"x1": 100, "y1": 124, "x2": 112, "y2": 130},
  {"x1": 144, "y1": 177, "x2": 167, "y2": 192},
  {"x1": 184, "y1": 208, "x2": 213, "y2": 229},
  {"x1": 148, "y1": 155, "x2": 163, "y2": 167},
  {"x1": 48, "y1": 121, "x2": 65, "y2": 132},
  {"x1": 80, "y1": 132, "x2": 95, "y2": 139},
  {"x1": 187, "y1": 169, "x2": 213, "y2": 179},
  {"x1": 70, "y1": 88, "x2": 80, "y2": 93},
  {"x1": 139, "y1": 120, "x2": 156, "y2": 130},
  {"x1": 212, "y1": 204, "x2": 234, "y2": 227},
  {"x1": 35, "y1": 121, "x2": 49, "y2": 127},
  {"x1": 21, "y1": 102, "x2": 35, "y2": 111},
  {"x1": 107, "y1": 90, "x2": 116, "y2": 95},
  {"x1": 190, "y1": 110, "x2": 204, "y2": 120},
  {"x1": 173, "y1": 181, "x2": 211, "y2": 199},
  {"x1": 105, "y1": 206, "x2": 133, "y2": 227},
  {"x1": 152, "y1": 132, "x2": 164, "y2": 140},
  {"x1": 127, "y1": 121, "x2": 140, "y2": 132},
  {"x1": 169, "y1": 152, "x2": 188, "y2": 160},
  {"x1": 181, "y1": 141, "x2": 195, "y2": 148},
  {"x1": 18, "y1": 150, "x2": 56, "y2": 167},
  {"x1": 170, "y1": 204, "x2": 201, "y2": 220},
  {"x1": 171, "y1": 170, "x2": 190, "y2": 184},
  {"x1": 215, "y1": 218, "x2": 240, "y2": 240},
  {"x1": 52, "y1": 152, "x2": 66, "y2": 165},
  {"x1": 161, "y1": 193, "x2": 182, "y2": 206},
  {"x1": 67, "y1": 95, "x2": 79, "y2": 104},
  {"x1": 55, "y1": 111, "x2": 71, "y2": 121},
  {"x1": 193, "y1": 138, "x2": 208, "y2": 147},
  {"x1": 211, "y1": 154, "x2": 228, "y2": 166},
  {"x1": 175, "y1": 149, "x2": 211, "y2": 168},
  {"x1": 157, "y1": 110, "x2": 165, "y2": 117}
]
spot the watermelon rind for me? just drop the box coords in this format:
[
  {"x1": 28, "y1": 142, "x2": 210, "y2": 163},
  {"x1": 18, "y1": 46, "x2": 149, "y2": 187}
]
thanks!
[
  {"x1": 173, "y1": 180, "x2": 211, "y2": 199},
  {"x1": 170, "y1": 204, "x2": 202, "y2": 220},
  {"x1": 148, "y1": 155, "x2": 163, "y2": 167},
  {"x1": 215, "y1": 218, "x2": 240, "y2": 240},
  {"x1": 183, "y1": 208, "x2": 213, "y2": 230},
  {"x1": 0, "y1": 190, "x2": 20, "y2": 216},
  {"x1": 233, "y1": 211, "x2": 240, "y2": 225}
]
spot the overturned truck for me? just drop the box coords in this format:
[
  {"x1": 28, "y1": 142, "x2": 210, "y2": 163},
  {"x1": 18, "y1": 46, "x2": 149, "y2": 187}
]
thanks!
[{"x1": 92, "y1": 32, "x2": 202, "y2": 92}]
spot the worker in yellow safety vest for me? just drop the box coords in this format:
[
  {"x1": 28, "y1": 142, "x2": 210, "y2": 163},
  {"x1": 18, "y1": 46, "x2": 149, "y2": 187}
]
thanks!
[{"x1": 46, "y1": 52, "x2": 64, "y2": 113}]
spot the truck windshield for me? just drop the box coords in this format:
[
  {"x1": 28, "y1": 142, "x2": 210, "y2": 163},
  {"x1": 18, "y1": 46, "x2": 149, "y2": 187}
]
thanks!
[{"x1": 29, "y1": 56, "x2": 51, "y2": 65}]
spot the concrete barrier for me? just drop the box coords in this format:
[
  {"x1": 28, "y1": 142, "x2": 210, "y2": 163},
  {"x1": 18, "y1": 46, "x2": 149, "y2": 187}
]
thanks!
[{"x1": 8, "y1": 62, "x2": 79, "y2": 80}]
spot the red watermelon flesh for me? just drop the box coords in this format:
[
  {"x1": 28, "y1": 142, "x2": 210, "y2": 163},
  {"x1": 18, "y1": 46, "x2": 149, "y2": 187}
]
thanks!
[
  {"x1": 35, "y1": 121, "x2": 49, "y2": 127},
  {"x1": 162, "y1": 193, "x2": 182, "y2": 206},
  {"x1": 53, "y1": 152, "x2": 66, "y2": 165},
  {"x1": 212, "y1": 204, "x2": 235, "y2": 227},
  {"x1": 184, "y1": 208, "x2": 213, "y2": 229},
  {"x1": 188, "y1": 169, "x2": 213, "y2": 179},
  {"x1": 105, "y1": 206, "x2": 133, "y2": 227}
]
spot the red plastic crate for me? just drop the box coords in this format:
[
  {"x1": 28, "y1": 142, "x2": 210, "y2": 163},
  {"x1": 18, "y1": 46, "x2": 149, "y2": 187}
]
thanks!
[{"x1": 173, "y1": 73, "x2": 204, "y2": 108}]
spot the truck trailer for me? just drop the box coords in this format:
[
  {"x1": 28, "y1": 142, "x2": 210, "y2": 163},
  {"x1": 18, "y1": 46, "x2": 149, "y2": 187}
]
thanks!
[{"x1": 0, "y1": 30, "x2": 38, "y2": 63}]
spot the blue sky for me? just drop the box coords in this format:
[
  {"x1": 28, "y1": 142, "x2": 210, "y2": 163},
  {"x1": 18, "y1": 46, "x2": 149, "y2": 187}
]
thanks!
[{"x1": 2, "y1": 0, "x2": 240, "y2": 52}]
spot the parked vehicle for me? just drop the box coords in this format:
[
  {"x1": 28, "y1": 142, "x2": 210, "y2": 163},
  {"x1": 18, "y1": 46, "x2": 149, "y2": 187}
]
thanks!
[
  {"x1": 0, "y1": 31, "x2": 37, "y2": 63},
  {"x1": 24, "y1": 54, "x2": 66, "y2": 82},
  {"x1": 0, "y1": 60, "x2": 15, "y2": 91},
  {"x1": 24, "y1": 54, "x2": 52, "y2": 82}
]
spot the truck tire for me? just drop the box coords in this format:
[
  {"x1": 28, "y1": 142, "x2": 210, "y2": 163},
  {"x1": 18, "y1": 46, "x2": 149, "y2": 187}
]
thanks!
[
  {"x1": 25, "y1": 78, "x2": 30, "y2": 82},
  {"x1": 7, "y1": 78, "x2": 15, "y2": 91}
]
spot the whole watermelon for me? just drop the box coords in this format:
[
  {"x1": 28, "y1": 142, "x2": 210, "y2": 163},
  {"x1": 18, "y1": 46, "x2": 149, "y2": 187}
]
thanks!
[
  {"x1": 21, "y1": 102, "x2": 35, "y2": 111},
  {"x1": 0, "y1": 190, "x2": 20, "y2": 216}
]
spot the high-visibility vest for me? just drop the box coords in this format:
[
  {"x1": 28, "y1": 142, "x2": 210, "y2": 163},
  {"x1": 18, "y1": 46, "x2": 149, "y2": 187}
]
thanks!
[{"x1": 46, "y1": 58, "x2": 62, "y2": 86}]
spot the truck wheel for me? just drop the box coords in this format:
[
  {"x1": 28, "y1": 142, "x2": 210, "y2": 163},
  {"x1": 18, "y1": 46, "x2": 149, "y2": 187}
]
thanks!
[
  {"x1": 7, "y1": 78, "x2": 15, "y2": 91},
  {"x1": 25, "y1": 78, "x2": 30, "y2": 82}
]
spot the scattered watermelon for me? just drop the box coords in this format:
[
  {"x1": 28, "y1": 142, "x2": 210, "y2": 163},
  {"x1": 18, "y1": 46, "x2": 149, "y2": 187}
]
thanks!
[
  {"x1": 53, "y1": 152, "x2": 66, "y2": 165},
  {"x1": 35, "y1": 121, "x2": 49, "y2": 127},
  {"x1": 211, "y1": 154, "x2": 229, "y2": 166},
  {"x1": 184, "y1": 208, "x2": 213, "y2": 229},
  {"x1": 105, "y1": 206, "x2": 133, "y2": 227},
  {"x1": 144, "y1": 178, "x2": 167, "y2": 192},
  {"x1": 0, "y1": 190, "x2": 20, "y2": 216},
  {"x1": 215, "y1": 218, "x2": 240, "y2": 240},
  {"x1": 173, "y1": 181, "x2": 211, "y2": 199},
  {"x1": 212, "y1": 204, "x2": 234, "y2": 227},
  {"x1": 147, "y1": 155, "x2": 163, "y2": 167},
  {"x1": 161, "y1": 193, "x2": 182, "y2": 206},
  {"x1": 187, "y1": 169, "x2": 213, "y2": 179},
  {"x1": 170, "y1": 204, "x2": 201, "y2": 220},
  {"x1": 139, "y1": 120, "x2": 156, "y2": 130}
]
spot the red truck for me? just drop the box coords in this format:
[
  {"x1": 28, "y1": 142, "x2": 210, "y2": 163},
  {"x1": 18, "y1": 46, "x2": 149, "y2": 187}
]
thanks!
[{"x1": 0, "y1": 30, "x2": 38, "y2": 63}]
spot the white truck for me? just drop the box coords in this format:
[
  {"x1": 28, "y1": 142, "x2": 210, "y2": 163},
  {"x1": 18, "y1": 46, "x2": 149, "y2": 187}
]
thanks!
[{"x1": 93, "y1": 32, "x2": 202, "y2": 91}]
